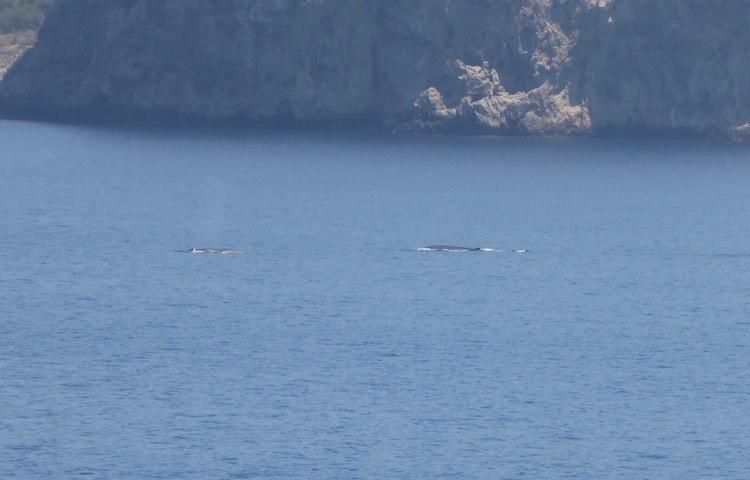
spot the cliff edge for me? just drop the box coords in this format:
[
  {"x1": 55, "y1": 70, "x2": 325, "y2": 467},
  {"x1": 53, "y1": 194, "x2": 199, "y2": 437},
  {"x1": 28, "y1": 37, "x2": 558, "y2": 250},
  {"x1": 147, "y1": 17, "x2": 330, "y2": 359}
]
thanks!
[
  {"x1": 1, "y1": 0, "x2": 749, "y2": 138},
  {"x1": 0, "y1": 0, "x2": 52, "y2": 79}
]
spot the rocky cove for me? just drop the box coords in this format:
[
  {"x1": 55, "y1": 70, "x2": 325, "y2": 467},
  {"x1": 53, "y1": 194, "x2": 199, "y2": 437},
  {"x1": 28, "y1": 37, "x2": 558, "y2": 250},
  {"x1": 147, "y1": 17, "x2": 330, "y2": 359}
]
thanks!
[{"x1": 1, "y1": 0, "x2": 749, "y2": 139}]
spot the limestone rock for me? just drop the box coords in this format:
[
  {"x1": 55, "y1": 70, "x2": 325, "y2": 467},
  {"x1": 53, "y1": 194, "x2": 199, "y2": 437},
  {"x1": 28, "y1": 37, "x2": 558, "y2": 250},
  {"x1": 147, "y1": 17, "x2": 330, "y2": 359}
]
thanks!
[
  {"x1": 569, "y1": 0, "x2": 750, "y2": 133},
  {"x1": 521, "y1": 84, "x2": 591, "y2": 135},
  {"x1": 405, "y1": 60, "x2": 590, "y2": 135},
  {"x1": 0, "y1": 30, "x2": 36, "y2": 80},
  {"x1": 728, "y1": 123, "x2": 750, "y2": 143},
  {"x1": 414, "y1": 87, "x2": 455, "y2": 121},
  {"x1": 1, "y1": 0, "x2": 749, "y2": 138}
]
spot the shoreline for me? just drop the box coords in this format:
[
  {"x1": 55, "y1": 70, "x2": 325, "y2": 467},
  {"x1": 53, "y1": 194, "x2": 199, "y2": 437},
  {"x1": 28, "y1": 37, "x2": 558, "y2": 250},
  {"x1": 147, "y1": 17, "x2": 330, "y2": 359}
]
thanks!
[{"x1": 0, "y1": 112, "x2": 741, "y2": 146}]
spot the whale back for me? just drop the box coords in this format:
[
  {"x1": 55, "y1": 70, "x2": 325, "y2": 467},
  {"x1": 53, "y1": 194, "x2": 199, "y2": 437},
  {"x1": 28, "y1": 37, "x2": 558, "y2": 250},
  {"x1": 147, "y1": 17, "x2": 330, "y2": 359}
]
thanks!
[{"x1": 421, "y1": 245, "x2": 480, "y2": 252}]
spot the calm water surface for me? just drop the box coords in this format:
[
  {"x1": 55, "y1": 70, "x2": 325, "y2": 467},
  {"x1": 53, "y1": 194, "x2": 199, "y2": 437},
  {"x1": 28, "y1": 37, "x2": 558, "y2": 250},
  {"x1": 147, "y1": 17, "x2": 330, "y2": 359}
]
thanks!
[{"x1": 1, "y1": 120, "x2": 749, "y2": 479}]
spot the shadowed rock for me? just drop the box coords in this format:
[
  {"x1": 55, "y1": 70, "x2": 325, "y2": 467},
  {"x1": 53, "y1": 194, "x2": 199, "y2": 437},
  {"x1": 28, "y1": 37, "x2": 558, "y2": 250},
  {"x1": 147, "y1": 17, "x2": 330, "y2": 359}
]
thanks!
[{"x1": 2, "y1": 0, "x2": 750, "y2": 137}]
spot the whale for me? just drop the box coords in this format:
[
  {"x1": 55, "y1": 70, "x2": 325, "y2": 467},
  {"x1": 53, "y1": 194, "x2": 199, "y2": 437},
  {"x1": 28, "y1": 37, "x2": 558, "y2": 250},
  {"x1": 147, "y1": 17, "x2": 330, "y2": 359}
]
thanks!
[
  {"x1": 188, "y1": 248, "x2": 244, "y2": 254},
  {"x1": 417, "y1": 245, "x2": 482, "y2": 252}
]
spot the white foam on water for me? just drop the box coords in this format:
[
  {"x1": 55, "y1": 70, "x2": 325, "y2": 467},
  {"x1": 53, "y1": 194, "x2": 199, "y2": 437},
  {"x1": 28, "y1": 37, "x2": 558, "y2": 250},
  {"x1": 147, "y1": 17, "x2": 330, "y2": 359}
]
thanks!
[{"x1": 189, "y1": 248, "x2": 244, "y2": 254}]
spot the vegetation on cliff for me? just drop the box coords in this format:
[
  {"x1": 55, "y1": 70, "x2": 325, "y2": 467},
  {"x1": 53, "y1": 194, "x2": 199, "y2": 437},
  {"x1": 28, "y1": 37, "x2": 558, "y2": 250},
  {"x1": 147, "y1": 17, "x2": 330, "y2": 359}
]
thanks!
[
  {"x1": 0, "y1": 0, "x2": 52, "y2": 34},
  {"x1": 0, "y1": 0, "x2": 52, "y2": 79},
  {"x1": 1, "y1": 0, "x2": 750, "y2": 139}
]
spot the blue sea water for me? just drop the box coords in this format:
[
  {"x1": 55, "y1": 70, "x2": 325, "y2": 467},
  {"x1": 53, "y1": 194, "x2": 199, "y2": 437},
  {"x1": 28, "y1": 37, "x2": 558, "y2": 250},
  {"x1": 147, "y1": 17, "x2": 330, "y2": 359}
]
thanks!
[{"x1": 1, "y1": 119, "x2": 749, "y2": 479}]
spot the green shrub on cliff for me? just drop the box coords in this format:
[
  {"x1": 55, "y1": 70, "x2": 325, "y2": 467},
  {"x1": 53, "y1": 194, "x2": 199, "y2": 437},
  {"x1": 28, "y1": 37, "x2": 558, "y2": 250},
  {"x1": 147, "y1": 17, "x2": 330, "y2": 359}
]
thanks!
[{"x1": 0, "y1": 0, "x2": 53, "y2": 34}]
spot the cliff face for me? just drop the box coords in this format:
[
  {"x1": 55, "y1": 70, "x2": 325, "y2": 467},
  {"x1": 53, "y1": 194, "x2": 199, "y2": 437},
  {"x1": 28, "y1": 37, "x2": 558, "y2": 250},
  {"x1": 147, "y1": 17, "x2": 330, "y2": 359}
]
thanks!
[
  {"x1": 0, "y1": 0, "x2": 53, "y2": 80},
  {"x1": 1, "y1": 0, "x2": 750, "y2": 137},
  {"x1": 1, "y1": 0, "x2": 575, "y2": 131},
  {"x1": 571, "y1": 0, "x2": 750, "y2": 134},
  {"x1": 0, "y1": 29, "x2": 35, "y2": 79}
]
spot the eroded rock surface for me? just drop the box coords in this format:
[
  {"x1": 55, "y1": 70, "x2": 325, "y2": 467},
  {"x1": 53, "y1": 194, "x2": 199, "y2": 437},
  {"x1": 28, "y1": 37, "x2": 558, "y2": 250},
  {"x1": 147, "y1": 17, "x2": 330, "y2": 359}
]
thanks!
[
  {"x1": 570, "y1": 0, "x2": 750, "y2": 134},
  {"x1": 0, "y1": 30, "x2": 36, "y2": 80},
  {"x1": 404, "y1": 60, "x2": 590, "y2": 135},
  {"x1": 1, "y1": 0, "x2": 749, "y2": 138}
]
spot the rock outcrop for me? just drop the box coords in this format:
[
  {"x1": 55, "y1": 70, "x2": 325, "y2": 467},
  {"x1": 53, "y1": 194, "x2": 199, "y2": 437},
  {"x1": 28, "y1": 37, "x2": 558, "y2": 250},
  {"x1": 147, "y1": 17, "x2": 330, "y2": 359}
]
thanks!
[
  {"x1": 0, "y1": 30, "x2": 36, "y2": 79},
  {"x1": 403, "y1": 60, "x2": 590, "y2": 135},
  {"x1": 1, "y1": 0, "x2": 749, "y2": 138},
  {"x1": 728, "y1": 123, "x2": 750, "y2": 143}
]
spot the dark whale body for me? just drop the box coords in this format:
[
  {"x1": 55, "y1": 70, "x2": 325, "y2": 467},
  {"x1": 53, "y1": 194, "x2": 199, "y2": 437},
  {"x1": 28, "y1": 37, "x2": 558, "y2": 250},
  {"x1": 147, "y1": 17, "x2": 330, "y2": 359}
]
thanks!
[{"x1": 419, "y1": 245, "x2": 481, "y2": 252}]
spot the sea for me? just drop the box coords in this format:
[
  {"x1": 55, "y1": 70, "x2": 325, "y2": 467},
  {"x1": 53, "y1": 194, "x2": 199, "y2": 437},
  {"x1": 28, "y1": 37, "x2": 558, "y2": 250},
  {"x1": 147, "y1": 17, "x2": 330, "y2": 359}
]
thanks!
[{"x1": 1, "y1": 119, "x2": 749, "y2": 479}]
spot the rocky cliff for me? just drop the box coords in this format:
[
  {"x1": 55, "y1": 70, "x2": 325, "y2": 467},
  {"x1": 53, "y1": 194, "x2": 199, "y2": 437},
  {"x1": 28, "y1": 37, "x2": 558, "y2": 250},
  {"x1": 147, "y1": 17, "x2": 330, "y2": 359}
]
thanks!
[
  {"x1": 0, "y1": 29, "x2": 35, "y2": 79},
  {"x1": 0, "y1": 0, "x2": 53, "y2": 79},
  {"x1": 1, "y1": 0, "x2": 749, "y2": 138}
]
